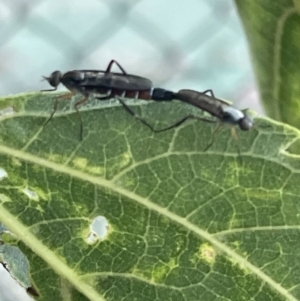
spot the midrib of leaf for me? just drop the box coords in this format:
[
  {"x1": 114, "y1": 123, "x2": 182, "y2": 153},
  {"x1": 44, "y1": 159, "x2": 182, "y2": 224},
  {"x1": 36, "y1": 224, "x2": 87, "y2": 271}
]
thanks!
[
  {"x1": 272, "y1": 7, "x2": 297, "y2": 121},
  {"x1": 214, "y1": 225, "x2": 300, "y2": 237},
  {"x1": 0, "y1": 144, "x2": 298, "y2": 301},
  {"x1": 0, "y1": 205, "x2": 104, "y2": 301}
]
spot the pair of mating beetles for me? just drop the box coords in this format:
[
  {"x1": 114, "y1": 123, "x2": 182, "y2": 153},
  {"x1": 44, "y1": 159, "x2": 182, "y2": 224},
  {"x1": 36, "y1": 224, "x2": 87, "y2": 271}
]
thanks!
[{"x1": 42, "y1": 60, "x2": 253, "y2": 150}]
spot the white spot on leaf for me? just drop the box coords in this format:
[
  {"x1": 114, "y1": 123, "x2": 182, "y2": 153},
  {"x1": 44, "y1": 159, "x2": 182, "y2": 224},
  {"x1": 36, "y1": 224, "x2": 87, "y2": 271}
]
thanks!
[
  {"x1": 86, "y1": 216, "x2": 109, "y2": 244},
  {"x1": 22, "y1": 188, "x2": 39, "y2": 201},
  {"x1": 0, "y1": 168, "x2": 8, "y2": 181},
  {"x1": 0, "y1": 106, "x2": 15, "y2": 118}
]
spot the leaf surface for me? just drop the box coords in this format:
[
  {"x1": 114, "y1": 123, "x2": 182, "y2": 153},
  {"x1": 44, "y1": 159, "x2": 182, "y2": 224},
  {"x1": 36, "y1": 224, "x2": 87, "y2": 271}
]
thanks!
[{"x1": 0, "y1": 93, "x2": 300, "y2": 301}]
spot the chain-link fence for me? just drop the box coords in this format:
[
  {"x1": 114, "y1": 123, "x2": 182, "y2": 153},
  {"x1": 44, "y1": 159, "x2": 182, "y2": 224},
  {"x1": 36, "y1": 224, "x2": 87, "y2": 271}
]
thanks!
[{"x1": 0, "y1": 0, "x2": 262, "y2": 112}]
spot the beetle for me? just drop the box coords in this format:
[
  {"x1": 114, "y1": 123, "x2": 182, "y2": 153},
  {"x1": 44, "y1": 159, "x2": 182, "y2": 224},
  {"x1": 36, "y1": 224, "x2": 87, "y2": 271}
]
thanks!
[{"x1": 41, "y1": 60, "x2": 174, "y2": 140}]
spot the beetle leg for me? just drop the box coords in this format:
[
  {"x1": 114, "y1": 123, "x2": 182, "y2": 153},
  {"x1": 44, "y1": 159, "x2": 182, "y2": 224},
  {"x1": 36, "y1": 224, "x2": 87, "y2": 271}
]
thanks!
[
  {"x1": 74, "y1": 97, "x2": 90, "y2": 141},
  {"x1": 105, "y1": 60, "x2": 128, "y2": 75},
  {"x1": 117, "y1": 97, "x2": 218, "y2": 135},
  {"x1": 44, "y1": 93, "x2": 73, "y2": 126},
  {"x1": 201, "y1": 89, "x2": 215, "y2": 97}
]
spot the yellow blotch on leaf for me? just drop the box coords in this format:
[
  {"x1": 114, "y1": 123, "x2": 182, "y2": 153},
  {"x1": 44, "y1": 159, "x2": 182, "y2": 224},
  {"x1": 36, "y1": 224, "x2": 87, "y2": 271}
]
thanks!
[
  {"x1": 197, "y1": 243, "x2": 216, "y2": 264},
  {"x1": 152, "y1": 258, "x2": 177, "y2": 283},
  {"x1": 72, "y1": 157, "x2": 105, "y2": 175}
]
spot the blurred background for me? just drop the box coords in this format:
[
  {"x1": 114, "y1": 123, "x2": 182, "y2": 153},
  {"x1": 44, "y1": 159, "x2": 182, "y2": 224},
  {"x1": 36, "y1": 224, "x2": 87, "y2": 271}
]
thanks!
[
  {"x1": 0, "y1": 0, "x2": 263, "y2": 112},
  {"x1": 0, "y1": 0, "x2": 261, "y2": 300}
]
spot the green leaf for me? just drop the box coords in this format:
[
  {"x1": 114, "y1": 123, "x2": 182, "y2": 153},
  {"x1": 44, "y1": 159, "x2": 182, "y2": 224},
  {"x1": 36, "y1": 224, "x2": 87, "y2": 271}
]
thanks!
[
  {"x1": 0, "y1": 244, "x2": 31, "y2": 288},
  {"x1": 234, "y1": 0, "x2": 300, "y2": 129},
  {"x1": 1, "y1": 92, "x2": 300, "y2": 301}
]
